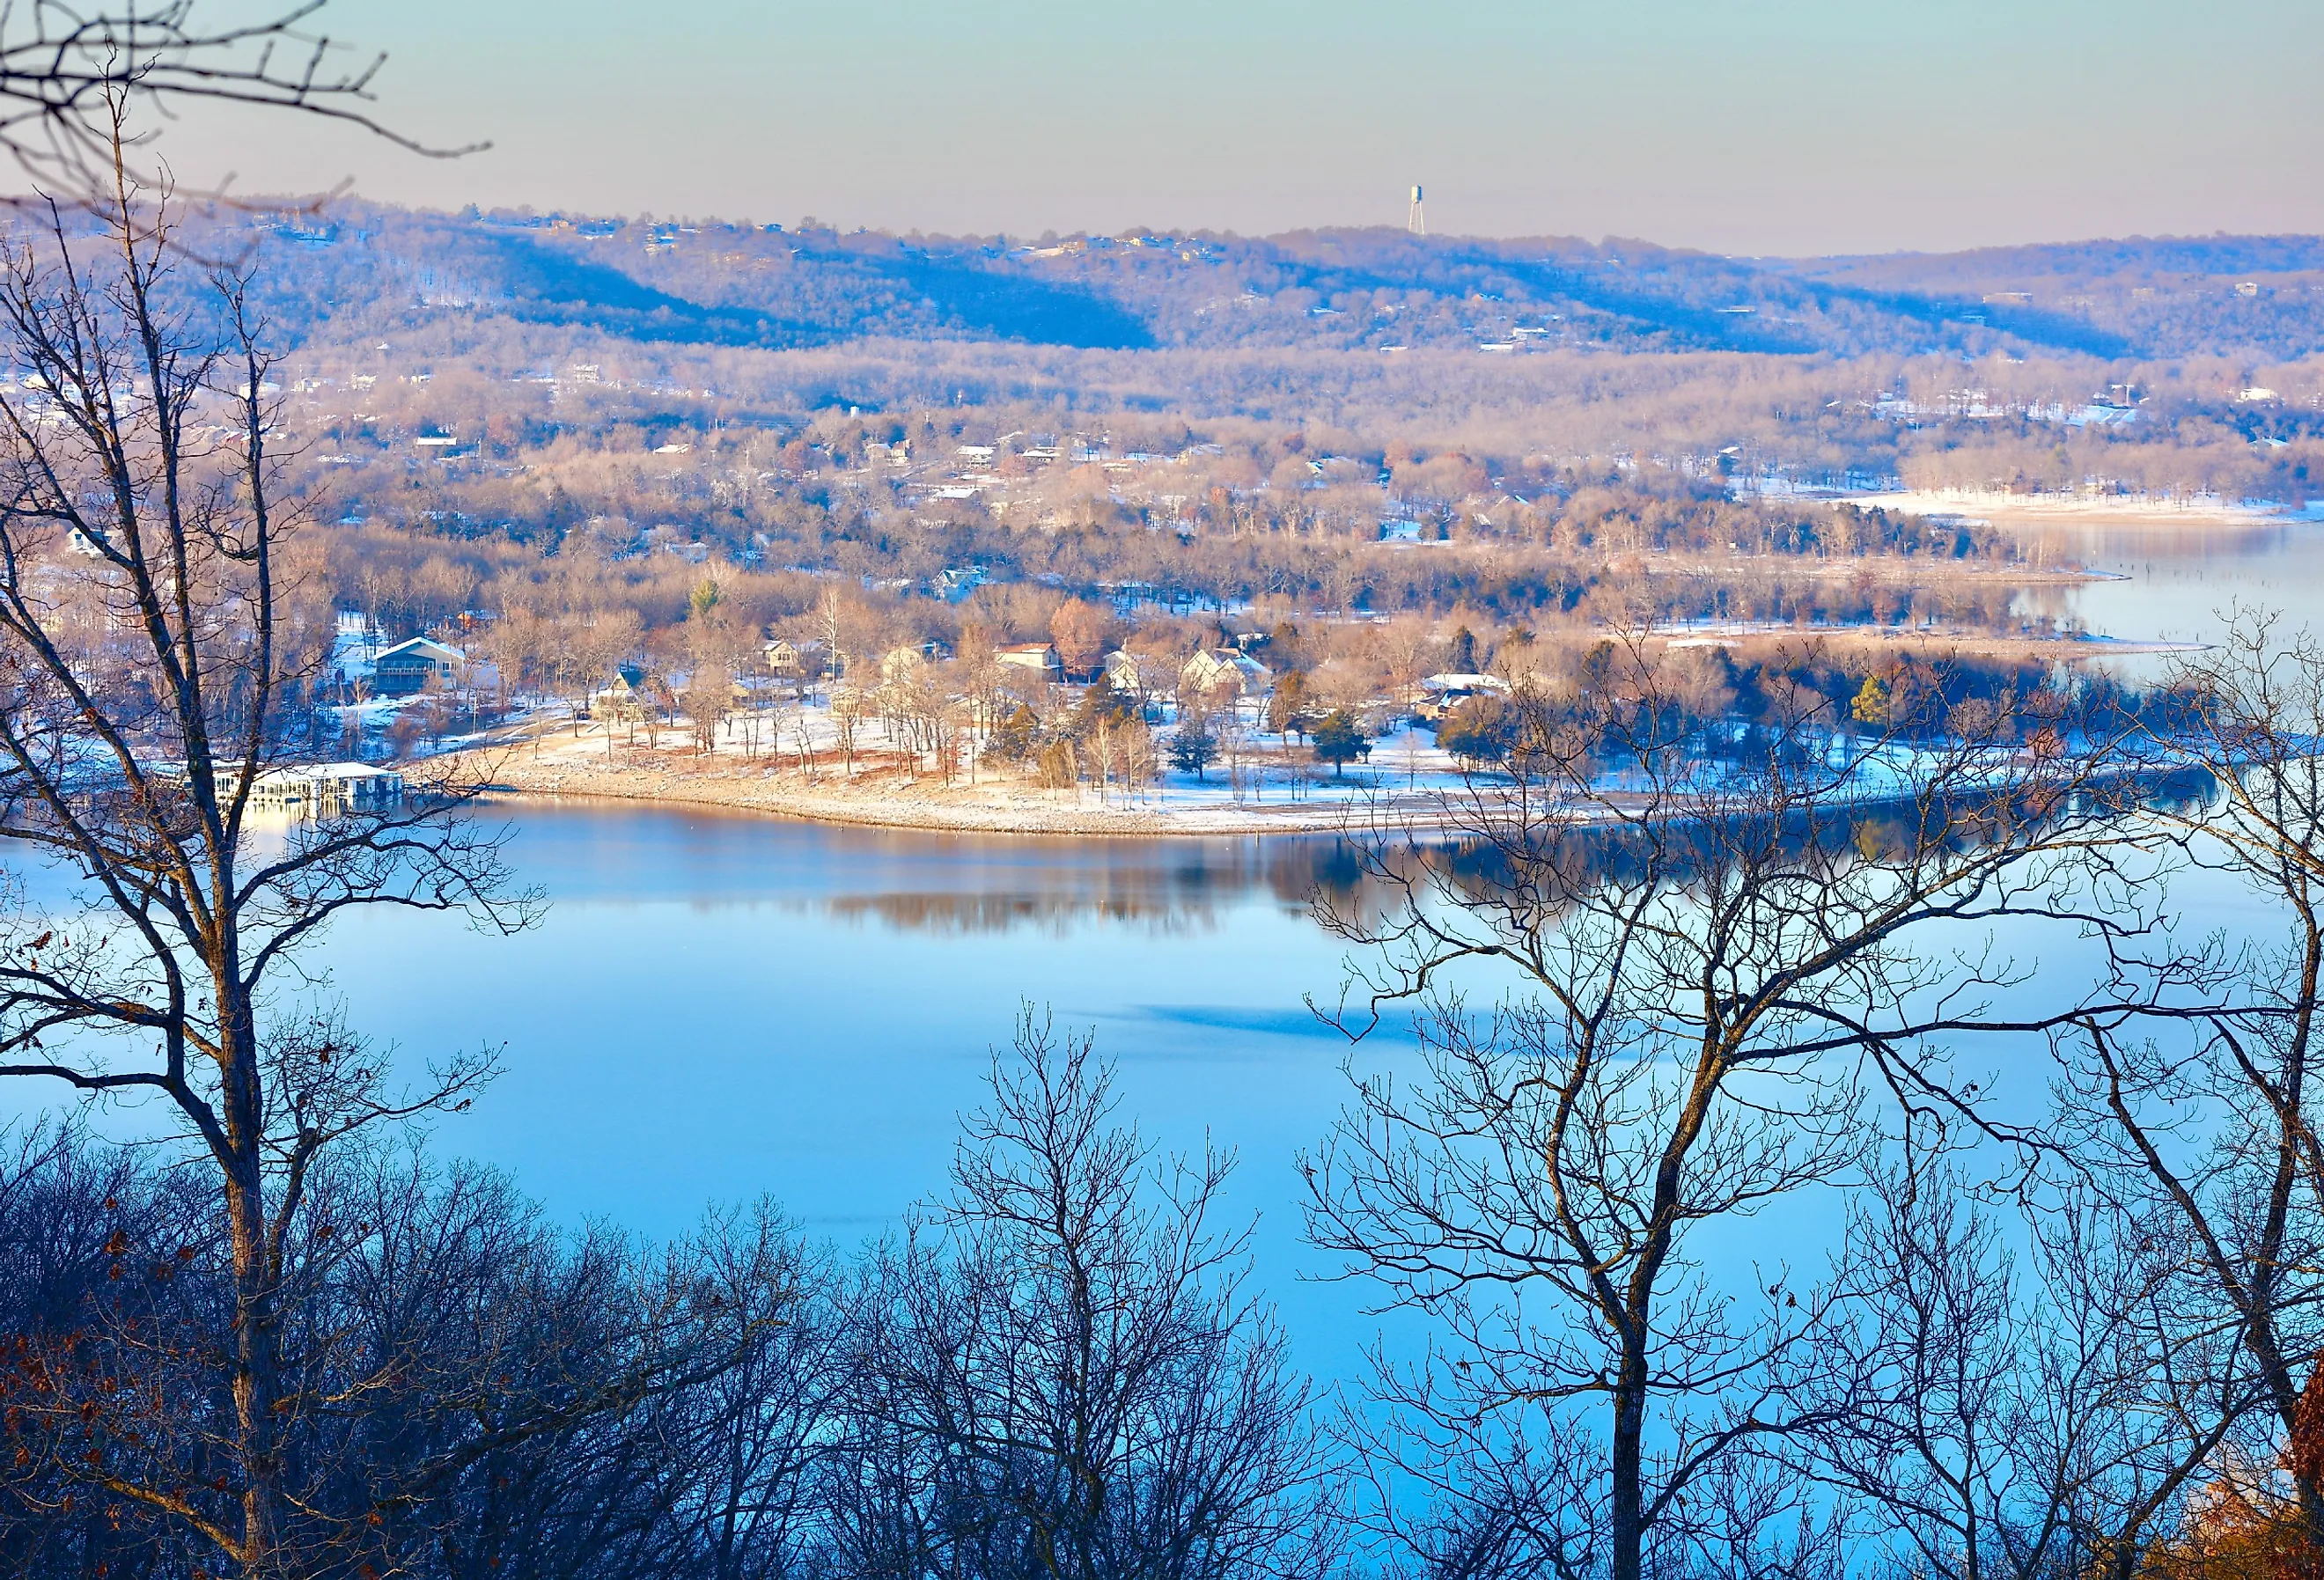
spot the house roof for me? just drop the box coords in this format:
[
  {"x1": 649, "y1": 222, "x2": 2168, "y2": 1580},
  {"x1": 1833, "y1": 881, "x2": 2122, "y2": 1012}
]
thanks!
[
  {"x1": 1186, "y1": 648, "x2": 1269, "y2": 676},
  {"x1": 256, "y1": 761, "x2": 402, "y2": 786},
  {"x1": 372, "y1": 636, "x2": 464, "y2": 665}
]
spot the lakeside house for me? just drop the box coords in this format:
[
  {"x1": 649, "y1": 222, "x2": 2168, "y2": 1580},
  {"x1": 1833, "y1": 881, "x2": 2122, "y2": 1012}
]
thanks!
[
  {"x1": 371, "y1": 637, "x2": 466, "y2": 696},
  {"x1": 1102, "y1": 649, "x2": 1172, "y2": 702},
  {"x1": 880, "y1": 645, "x2": 932, "y2": 683},
  {"x1": 246, "y1": 762, "x2": 403, "y2": 817},
  {"x1": 595, "y1": 663, "x2": 649, "y2": 717}
]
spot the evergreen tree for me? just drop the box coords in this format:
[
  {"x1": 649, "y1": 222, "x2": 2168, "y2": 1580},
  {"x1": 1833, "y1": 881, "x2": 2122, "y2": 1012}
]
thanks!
[
  {"x1": 1169, "y1": 719, "x2": 1219, "y2": 780},
  {"x1": 1311, "y1": 709, "x2": 1367, "y2": 778}
]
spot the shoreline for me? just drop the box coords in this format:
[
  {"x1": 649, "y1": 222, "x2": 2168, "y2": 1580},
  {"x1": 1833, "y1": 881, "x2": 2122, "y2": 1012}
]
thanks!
[
  {"x1": 451, "y1": 749, "x2": 2175, "y2": 843},
  {"x1": 459, "y1": 753, "x2": 1421, "y2": 837},
  {"x1": 1842, "y1": 489, "x2": 2324, "y2": 529},
  {"x1": 446, "y1": 614, "x2": 2210, "y2": 839}
]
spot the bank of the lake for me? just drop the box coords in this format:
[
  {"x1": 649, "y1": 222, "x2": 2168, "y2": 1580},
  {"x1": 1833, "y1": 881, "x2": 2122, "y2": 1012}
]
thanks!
[
  {"x1": 452, "y1": 623, "x2": 2204, "y2": 838},
  {"x1": 464, "y1": 744, "x2": 1416, "y2": 836}
]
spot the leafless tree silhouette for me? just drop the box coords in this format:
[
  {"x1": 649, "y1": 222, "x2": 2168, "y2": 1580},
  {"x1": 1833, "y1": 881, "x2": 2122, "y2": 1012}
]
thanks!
[
  {"x1": 0, "y1": 0, "x2": 474, "y2": 202},
  {"x1": 0, "y1": 157, "x2": 529, "y2": 1574},
  {"x1": 1304, "y1": 632, "x2": 2134, "y2": 1580}
]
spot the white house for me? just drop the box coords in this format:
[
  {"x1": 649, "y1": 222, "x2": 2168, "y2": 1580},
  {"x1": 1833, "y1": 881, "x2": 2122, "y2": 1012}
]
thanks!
[
  {"x1": 246, "y1": 762, "x2": 403, "y2": 817},
  {"x1": 1102, "y1": 649, "x2": 1170, "y2": 699},
  {"x1": 995, "y1": 642, "x2": 1061, "y2": 680},
  {"x1": 1414, "y1": 672, "x2": 1512, "y2": 720},
  {"x1": 1180, "y1": 649, "x2": 1272, "y2": 700}
]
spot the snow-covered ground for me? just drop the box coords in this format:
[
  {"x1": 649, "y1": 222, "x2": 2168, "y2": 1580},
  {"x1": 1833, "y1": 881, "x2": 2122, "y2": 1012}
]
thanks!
[
  {"x1": 444, "y1": 693, "x2": 1487, "y2": 834},
  {"x1": 1842, "y1": 488, "x2": 2324, "y2": 525}
]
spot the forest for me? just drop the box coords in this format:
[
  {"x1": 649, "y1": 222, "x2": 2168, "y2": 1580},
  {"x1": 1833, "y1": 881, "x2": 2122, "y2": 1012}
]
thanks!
[{"x1": 50, "y1": 195, "x2": 2295, "y2": 662}]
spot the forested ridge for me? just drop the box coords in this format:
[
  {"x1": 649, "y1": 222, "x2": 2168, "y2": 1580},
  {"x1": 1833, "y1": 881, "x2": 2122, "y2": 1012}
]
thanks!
[{"x1": 196, "y1": 202, "x2": 2324, "y2": 363}]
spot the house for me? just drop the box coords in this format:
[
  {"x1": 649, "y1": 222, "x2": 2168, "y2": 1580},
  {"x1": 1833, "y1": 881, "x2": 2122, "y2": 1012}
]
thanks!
[
  {"x1": 370, "y1": 636, "x2": 465, "y2": 696},
  {"x1": 880, "y1": 645, "x2": 930, "y2": 684},
  {"x1": 595, "y1": 663, "x2": 649, "y2": 716},
  {"x1": 1180, "y1": 649, "x2": 1272, "y2": 700},
  {"x1": 246, "y1": 762, "x2": 403, "y2": 818},
  {"x1": 1414, "y1": 672, "x2": 1512, "y2": 721},
  {"x1": 1102, "y1": 649, "x2": 1170, "y2": 699},
  {"x1": 763, "y1": 638, "x2": 802, "y2": 677},
  {"x1": 995, "y1": 642, "x2": 1061, "y2": 680}
]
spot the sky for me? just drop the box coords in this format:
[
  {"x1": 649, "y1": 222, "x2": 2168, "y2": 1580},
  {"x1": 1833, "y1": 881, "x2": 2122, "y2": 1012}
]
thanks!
[{"x1": 151, "y1": 0, "x2": 2324, "y2": 256}]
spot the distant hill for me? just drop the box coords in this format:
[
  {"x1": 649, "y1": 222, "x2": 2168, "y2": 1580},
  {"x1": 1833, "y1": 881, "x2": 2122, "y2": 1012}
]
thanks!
[{"x1": 189, "y1": 202, "x2": 2324, "y2": 365}]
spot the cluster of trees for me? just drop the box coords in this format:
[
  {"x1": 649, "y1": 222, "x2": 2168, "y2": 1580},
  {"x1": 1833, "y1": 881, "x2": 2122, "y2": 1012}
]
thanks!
[
  {"x1": 255, "y1": 325, "x2": 2321, "y2": 653},
  {"x1": 2, "y1": 1018, "x2": 1332, "y2": 1580},
  {"x1": 317, "y1": 503, "x2": 2128, "y2": 797},
  {"x1": 1298, "y1": 611, "x2": 2324, "y2": 1580},
  {"x1": 320, "y1": 495, "x2": 2051, "y2": 662},
  {"x1": 1432, "y1": 633, "x2": 2150, "y2": 768}
]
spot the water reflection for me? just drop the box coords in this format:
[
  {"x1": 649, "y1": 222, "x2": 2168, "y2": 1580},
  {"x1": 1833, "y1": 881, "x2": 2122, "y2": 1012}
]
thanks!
[
  {"x1": 490, "y1": 801, "x2": 1382, "y2": 936},
  {"x1": 2009, "y1": 517, "x2": 2324, "y2": 650}
]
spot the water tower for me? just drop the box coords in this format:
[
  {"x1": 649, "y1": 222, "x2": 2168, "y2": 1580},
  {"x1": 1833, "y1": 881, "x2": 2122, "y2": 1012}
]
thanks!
[{"x1": 1407, "y1": 185, "x2": 1426, "y2": 237}]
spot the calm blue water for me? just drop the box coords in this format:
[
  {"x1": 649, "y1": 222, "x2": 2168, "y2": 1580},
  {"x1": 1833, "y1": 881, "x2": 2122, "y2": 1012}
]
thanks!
[
  {"x1": 6, "y1": 523, "x2": 2320, "y2": 1389},
  {"x1": 322, "y1": 815, "x2": 1382, "y2": 1238},
  {"x1": 2029, "y1": 517, "x2": 2324, "y2": 646},
  {"x1": 316, "y1": 812, "x2": 1420, "y2": 1371}
]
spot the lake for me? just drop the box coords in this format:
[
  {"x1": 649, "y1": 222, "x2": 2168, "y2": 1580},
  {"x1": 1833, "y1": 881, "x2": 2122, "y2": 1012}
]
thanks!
[
  {"x1": 323, "y1": 815, "x2": 1380, "y2": 1241},
  {"x1": 2020, "y1": 512, "x2": 2324, "y2": 649},
  {"x1": 10, "y1": 515, "x2": 2324, "y2": 1386},
  {"x1": 318, "y1": 812, "x2": 1416, "y2": 1368}
]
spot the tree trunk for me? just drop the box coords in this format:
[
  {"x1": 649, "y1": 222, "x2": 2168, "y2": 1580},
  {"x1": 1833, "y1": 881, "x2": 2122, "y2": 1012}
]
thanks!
[
  {"x1": 224, "y1": 1113, "x2": 284, "y2": 1566},
  {"x1": 1610, "y1": 1338, "x2": 1648, "y2": 1580},
  {"x1": 217, "y1": 974, "x2": 288, "y2": 1575}
]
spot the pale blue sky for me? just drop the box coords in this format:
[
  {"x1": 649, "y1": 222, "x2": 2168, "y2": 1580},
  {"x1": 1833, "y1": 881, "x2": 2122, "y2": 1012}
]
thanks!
[{"x1": 165, "y1": 0, "x2": 2322, "y2": 254}]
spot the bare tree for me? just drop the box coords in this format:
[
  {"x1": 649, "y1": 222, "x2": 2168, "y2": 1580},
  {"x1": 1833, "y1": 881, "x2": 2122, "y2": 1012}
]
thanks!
[
  {"x1": 0, "y1": 172, "x2": 530, "y2": 1575},
  {"x1": 0, "y1": 1125, "x2": 817, "y2": 1580},
  {"x1": 1050, "y1": 597, "x2": 1109, "y2": 683},
  {"x1": 683, "y1": 661, "x2": 734, "y2": 754},
  {"x1": 2010, "y1": 611, "x2": 2324, "y2": 1578},
  {"x1": 1303, "y1": 636, "x2": 2118, "y2": 1580},
  {"x1": 1786, "y1": 1136, "x2": 2227, "y2": 1580},
  {"x1": 849, "y1": 1009, "x2": 1340, "y2": 1580},
  {"x1": 0, "y1": 1, "x2": 474, "y2": 204}
]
